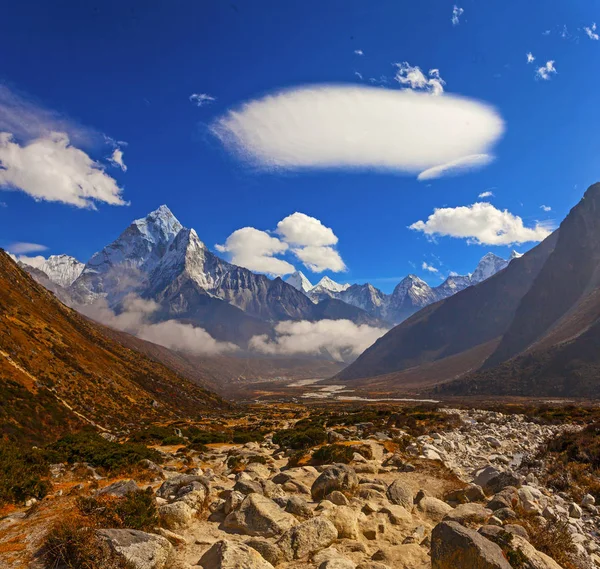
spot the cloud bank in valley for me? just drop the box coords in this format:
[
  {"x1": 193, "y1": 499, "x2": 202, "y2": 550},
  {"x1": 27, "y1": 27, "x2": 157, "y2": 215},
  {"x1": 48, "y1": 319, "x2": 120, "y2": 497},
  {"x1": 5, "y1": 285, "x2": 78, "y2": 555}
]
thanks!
[
  {"x1": 249, "y1": 319, "x2": 388, "y2": 362},
  {"x1": 210, "y1": 84, "x2": 504, "y2": 179},
  {"x1": 79, "y1": 293, "x2": 237, "y2": 356}
]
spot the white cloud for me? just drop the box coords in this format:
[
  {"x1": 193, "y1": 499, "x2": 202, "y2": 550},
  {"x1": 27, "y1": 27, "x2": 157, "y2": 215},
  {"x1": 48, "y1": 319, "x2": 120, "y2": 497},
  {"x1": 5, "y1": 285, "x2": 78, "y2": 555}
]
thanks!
[
  {"x1": 543, "y1": 30, "x2": 551, "y2": 36},
  {"x1": 394, "y1": 63, "x2": 446, "y2": 95},
  {"x1": 13, "y1": 254, "x2": 47, "y2": 268},
  {"x1": 210, "y1": 85, "x2": 504, "y2": 178},
  {"x1": 79, "y1": 294, "x2": 236, "y2": 356},
  {"x1": 417, "y1": 154, "x2": 493, "y2": 181},
  {"x1": 410, "y1": 202, "x2": 553, "y2": 245},
  {"x1": 452, "y1": 5, "x2": 464, "y2": 26},
  {"x1": 354, "y1": 49, "x2": 364, "y2": 56},
  {"x1": 249, "y1": 319, "x2": 388, "y2": 362},
  {"x1": 526, "y1": 52, "x2": 535, "y2": 64},
  {"x1": 585, "y1": 23, "x2": 599, "y2": 40},
  {"x1": 354, "y1": 71, "x2": 363, "y2": 80},
  {"x1": 0, "y1": 132, "x2": 126, "y2": 209},
  {"x1": 6, "y1": 242, "x2": 47, "y2": 254},
  {"x1": 189, "y1": 93, "x2": 216, "y2": 107},
  {"x1": 215, "y1": 227, "x2": 295, "y2": 276},
  {"x1": 108, "y1": 148, "x2": 127, "y2": 172},
  {"x1": 422, "y1": 262, "x2": 439, "y2": 274},
  {"x1": 292, "y1": 245, "x2": 346, "y2": 273},
  {"x1": 536, "y1": 61, "x2": 557, "y2": 80},
  {"x1": 540, "y1": 204, "x2": 552, "y2": 212},
  {"x1": 479, "y1": 190, "x2": 494, "y2": 198},
  {"x1": 276, "y1": 212, "x2": 338, "y2": 247}
]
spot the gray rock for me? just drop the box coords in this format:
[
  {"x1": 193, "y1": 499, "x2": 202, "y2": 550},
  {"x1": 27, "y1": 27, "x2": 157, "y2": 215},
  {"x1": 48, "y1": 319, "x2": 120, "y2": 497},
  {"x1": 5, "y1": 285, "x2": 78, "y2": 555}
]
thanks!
[
  {"x1": 386, "y1": 479, "x2": 414, "y2": 510},
  {"x1": 417, "y1": 497, "x2": 453, "y2": 522},
  {"x1": 246, "y1": 538, "x2": 283, "y2": 566},
  {"x1": 431, "y1": 521, "x2": 512, "y2": 569},
  {"x1": 96, "y1": 479, "x2": 140, "y2": 498},
  {"x1": 325, "y1": 490, "x2": 350, "y2": 506},
  {"x1": 234, "y1": 479, "x2": 264, "y2": 496},
  {"x1": 277, "y1": 516, "x2": 338, "y2": 561},
  {"x1": 311, "y1": 464, "x2": 358, "y2": 501},
  {"x1": 320, "y1": 559, "x2": 356, "y2": 569},
  {"x1": 285, "y1": 496, "x2": 313, "y2": 518},
  {"x1": 199, "y1": 540, "x2": 275, "y2": 569},
  {"x1": 156, "y1": 474, "x2": 209, "y2": 501},
  {"x1": 223, "y1": 493, "x2": 297, "y2": 537},
  {"x1": 444, "y1": 503, "x2": 492, "y2": 526},
  {"x1": 98, "y1": 528, "x2": 174, "y2": 569},
  {"x1": 158, "y1": 501, "x2": 196, "y2": 530},
  {"x1": 483, "y1": 472, "x2": 522, "y2": 495}
]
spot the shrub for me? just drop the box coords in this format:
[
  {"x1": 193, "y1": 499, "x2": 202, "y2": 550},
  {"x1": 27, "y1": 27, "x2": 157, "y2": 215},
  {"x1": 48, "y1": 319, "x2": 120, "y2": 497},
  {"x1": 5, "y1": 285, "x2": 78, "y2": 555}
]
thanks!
[
  {"x1": 160, "y1": 436, "x2": 184, "y2": 446},
  {"x1": 272, "y1": 426, "x2": 327, "y2": 450},
  {"x1": 0, "y1": 440, "x2": 51, "y2": 504},
  {"x1": 76, "y1": 489, "x2": 157, "y2": 532},
  {"x1": 43, "y1": 515, "x2": 132, "y2": 569},
  {"x1": 46, "y1": 431, "x2": 161, "y2": 473},
  {"x1": 190, "y1": 432, "x2": 229, "y2": 445},
  {"x1": 312, "y1": 444, "x2": 354, "y2": 464}
]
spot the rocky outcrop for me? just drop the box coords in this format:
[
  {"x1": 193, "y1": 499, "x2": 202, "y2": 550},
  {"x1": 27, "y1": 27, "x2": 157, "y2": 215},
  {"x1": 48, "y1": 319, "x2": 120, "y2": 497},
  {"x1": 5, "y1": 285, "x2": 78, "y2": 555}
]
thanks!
[
  {"x1": 98, "y1": 528, "x2": 174, "y2": 569},
  {"x1": 199, "y1": 540, "x2": 275, "y2": 569},
  {"x1": 223, "y1": 493, "x2": 297, "y2": 537}
]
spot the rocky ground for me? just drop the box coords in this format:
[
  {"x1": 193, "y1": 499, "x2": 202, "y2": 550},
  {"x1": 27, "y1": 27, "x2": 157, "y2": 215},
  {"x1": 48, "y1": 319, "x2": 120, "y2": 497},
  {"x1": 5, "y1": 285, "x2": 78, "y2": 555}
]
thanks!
[{"x1": 1, "y1": 407, "x2": 599, "y2": 569}]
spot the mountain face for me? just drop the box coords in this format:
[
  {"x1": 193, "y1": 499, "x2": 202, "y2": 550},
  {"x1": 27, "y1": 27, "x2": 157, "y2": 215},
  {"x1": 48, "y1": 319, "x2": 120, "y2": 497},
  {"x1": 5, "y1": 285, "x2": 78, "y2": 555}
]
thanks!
[
  {"x1": 69, "y1": 206, "x2": 382, "y2": 348},
  {"x1": 19, "y1": 254, "x2": 84, "y2": 287},
  {"x1": 471, "y1": 253, "x2": 509, "y2": 284},
  {"x1": 286, "y1": 271, "x2": 313, "y2": 293},
  {"x1": 0, "y1": 250, "x2": 226, "y2": 443}
]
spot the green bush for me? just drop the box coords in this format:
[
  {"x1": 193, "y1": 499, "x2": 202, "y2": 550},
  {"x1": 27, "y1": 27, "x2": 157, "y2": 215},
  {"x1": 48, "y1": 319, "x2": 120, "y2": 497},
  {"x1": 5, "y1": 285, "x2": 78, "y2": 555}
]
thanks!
[
  {"x1": 76, "y1": 489, "x2": 157, "y2": 531},
  {"x1": 46, "y1": 431, "x2": 161, "y2": 473},
  {"x1": 160, "y1": 436, "x2": 184, "y2": 446},
  {"x1": 0, "y1": 441, "x2": 51, "y2": 504},
  {"x1": 273, "y1": 426, "x2": 327, "y2": 450},
  {"x1": 312, "y1": 444, "x2": 354, "y2": 464}
]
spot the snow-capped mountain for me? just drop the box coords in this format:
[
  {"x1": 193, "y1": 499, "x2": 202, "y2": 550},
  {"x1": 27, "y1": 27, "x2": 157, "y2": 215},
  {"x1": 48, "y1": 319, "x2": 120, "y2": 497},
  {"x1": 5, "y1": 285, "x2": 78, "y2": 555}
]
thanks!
[
  {"x1": 285, "y1": 271, "x2": 313, "y2": 293},
  {"x1": 313, "y1": 276, "x2": 350, "y2": 294},
  {"x1": 20, "y1": 254, "x2": 84, "y2": 288},
  {"x1": 471, "y1": 253, "x2": 509, "y2": 284}
]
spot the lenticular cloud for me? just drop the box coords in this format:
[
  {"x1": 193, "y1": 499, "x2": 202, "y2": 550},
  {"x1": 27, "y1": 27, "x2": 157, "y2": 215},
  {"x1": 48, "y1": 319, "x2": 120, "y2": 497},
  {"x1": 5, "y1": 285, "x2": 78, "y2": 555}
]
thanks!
[{"x1": 210, "y1": 84, "x2": 504, "y2": 178}]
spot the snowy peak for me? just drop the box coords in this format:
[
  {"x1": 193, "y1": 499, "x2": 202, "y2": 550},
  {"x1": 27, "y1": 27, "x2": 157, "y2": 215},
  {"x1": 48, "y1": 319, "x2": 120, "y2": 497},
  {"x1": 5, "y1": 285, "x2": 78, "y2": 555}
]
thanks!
[
  {"x1": 312, "y1": 276, "x2": 350, "y2": 293},
  {"x1": 471, "y1": 253, "x2": 508, "y2": 284},
  {"x1": 510, "y1": 250, "x2": 523, "y2": 260},
  {"x1": 285, "y1": 271, "x2": 313, "y2": 293},
  {"x1": 20, "y1": 254, "x2": 84, "y2": 288}
]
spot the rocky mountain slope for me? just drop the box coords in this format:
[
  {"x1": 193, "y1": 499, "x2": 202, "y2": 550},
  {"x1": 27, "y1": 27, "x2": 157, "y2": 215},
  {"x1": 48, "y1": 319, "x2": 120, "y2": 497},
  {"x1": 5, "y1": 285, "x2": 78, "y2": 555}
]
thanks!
[
  {"x1": 289, "y1": 253, "x2": 516, "y2": 325},
  {"x1": 18, "y1": 254, "x2": 84, "y2": 287},
  {"x1": 0, "y1": 250, "x2": 226, "y2": 442},
  {"x1": 339, "y1": 183, "x2": 600, "y2": 398}
]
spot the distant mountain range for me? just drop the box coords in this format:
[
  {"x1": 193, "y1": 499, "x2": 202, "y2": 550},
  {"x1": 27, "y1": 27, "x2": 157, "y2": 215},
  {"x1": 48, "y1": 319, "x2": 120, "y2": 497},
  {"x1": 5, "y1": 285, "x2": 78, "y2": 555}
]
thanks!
[
  {"x1": 337, "y1": 183, "x2": 600, "y2": 398},
  {"x1": 285, "y1": 251, "x2": 521, "y2": 324},
  {"x1": 17, "y1": 205, "x2": 520, "y2": 360}
]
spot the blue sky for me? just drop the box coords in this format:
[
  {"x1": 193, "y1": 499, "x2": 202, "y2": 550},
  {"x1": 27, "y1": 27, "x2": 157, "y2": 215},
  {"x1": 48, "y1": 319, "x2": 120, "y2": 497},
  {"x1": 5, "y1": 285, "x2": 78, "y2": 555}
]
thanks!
[{"x1": 1, "y1": 0, "x2": 598, "y2": 292}]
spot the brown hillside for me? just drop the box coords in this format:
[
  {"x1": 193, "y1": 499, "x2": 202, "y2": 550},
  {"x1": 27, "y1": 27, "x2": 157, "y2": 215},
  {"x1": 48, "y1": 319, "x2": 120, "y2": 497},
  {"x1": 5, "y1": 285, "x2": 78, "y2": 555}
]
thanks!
[{"x1": 0, "y1": 250, "x2": 227, "y2": 443}]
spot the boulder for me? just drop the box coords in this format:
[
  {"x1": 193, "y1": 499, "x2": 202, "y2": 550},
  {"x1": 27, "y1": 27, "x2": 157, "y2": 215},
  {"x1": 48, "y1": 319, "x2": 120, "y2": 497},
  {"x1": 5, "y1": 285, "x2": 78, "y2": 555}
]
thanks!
[
  {"x1": 417, "y1": 497, "x2": 453, "y2": 522},
  {"x1": 323, "y1": 505, "x2": 360, "y2": 539},
  {"x1": 285, "y1": 496, "x2": 313, "y2": 518},
  {"x1": 326, "y1": 491, "x2": 350, "y2": 506},
  {"x1": 311, "y1": 464, "x2": 358, "y2": 501},
  {"x1": 509, "y1": 534, "x2": 564, "y2": 569},
  {"x1": 246, "y1": 538, "x2": 283, "y2": 566},
  {"x1": 98, "y1": 528, "x2": 174, "y2": 569},
  {"x1": 320, "y1": 559, "x2": 356, "y2": 569},
  {"x1": 277, "y1": 516, "x2": 338, "y2": 561},
  {"x1": 444, "y1": 503, "x2": 493, "y2": 526},
  {"x1": 380, "y1": 504, "x2": 412, "y2": 526},
  {"x1": 431, "y1": 521, "x2": 512, "y2": 569},
  {"x1": 199, "y1": 540, "x2": 274, "y2": 569},
  {"x1": 96, "y1": 480, "x2": 140, "y2": 498},
  {"x1": 223, "y1": 493, "x2": 297, "y2": 537},
  {"x1": 156, "y1": 475, "x2": 209, "y2": 501},
  {"x1": 386, "y1": 479, "x2": 414, "y2": 510},
  {"x1": 158, "y1": 501, "x2": 195, "y2": 530},
  {"x1": 483, "y1": 472, "x2": 522, "y2": 495}
]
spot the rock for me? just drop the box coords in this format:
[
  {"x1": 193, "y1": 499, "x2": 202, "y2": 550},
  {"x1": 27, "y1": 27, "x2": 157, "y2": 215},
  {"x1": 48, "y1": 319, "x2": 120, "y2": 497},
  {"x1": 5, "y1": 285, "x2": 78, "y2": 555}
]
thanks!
[
  {"x1": 417, "y1": 497, "x2": 453, "y2": 522},
  {"x1": 446, "y1": 484, "x2": 486, "y2": 505},
  {"x1": 156, "y1": 475, "x2": 208, "y2": 501},
  {"x1": 510, "y1": 534, "x2": 564, "y2": 569},
  {"x1": 97, "y1": 479, "x2": 140, "y2": 498},
  {"x1": 319, "y1": 559, "x2": 355, "y2": 569},
  {"x1": 199, "y1": 540, "x2": 274, "y2": 569},
  {"x1": 485, "y1": 436, "x2": 502, "y2": 449},
  {"x1": 277, "y1": 516, "x2": 338, "y2": 561},
  {"x1": 224, "y1": 490, "x2": 244, "y2": 515},
  {"x1": 483, "y1": 472, "x2": 522, "y2": 495},
  {"x1": 492, "y1": 507, "x2": 517, "y2": 521},
  {"x1": 503, "y1": 524, "x2": 530, "y2": 541},
  {"x1": 569, "y1": 503, "x2": 582, "y2": 519},
  {"x1": 234, "y1": 479, "x2": 264, "y2": 496},
  {"x1": 473, "y1": 466, "x2": 500, "y2": 490},
  {"x1": 326, "y1": 491, "x2": 350, "y2": 506},
  {"x1": 431, "y1": 521, "x2": 512, "y2": 569},
  {"x1": 223, "y1": 493, "x2": 297, "y2": 537},
  {"x1": 444, "y1": 503, "x2": 492, "y2": 526},
  {"x1": 356, "y1": 563, "x2": 390, "y2": 569},
  {"x1": 311, "y1": 464, "x2": 359, "y2": 501},
  {"x1": 246, "y1": 538, "x2": 283, "y2": 566},
  {"x1": 386, "y1": 479, "x2": 413, "y2": 510},
  {"x1": 155, "y1": 528, "x2": 187, "y2": 546},
  {"x1": 285, "y1": 496, "x2": 313, "y2": 518},
  {"x1": 98, "y1": 528, "x2": 174, "y2": 569},
  {"x1": 582, "y1": 493, "x2": 595, "y2": 508},
  {"x1": 158, "y1": 501, "x2": 195, "y2": 530},
  {"x1": 323, "y1": 505, "x2": 360, "y2": 539},
  {"x1": 380, "y1": 504, "x2": 412, "y2": 526}
]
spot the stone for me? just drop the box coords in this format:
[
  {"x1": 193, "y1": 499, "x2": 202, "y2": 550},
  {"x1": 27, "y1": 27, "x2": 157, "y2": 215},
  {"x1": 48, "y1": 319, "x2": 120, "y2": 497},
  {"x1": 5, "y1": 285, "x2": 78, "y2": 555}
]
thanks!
[
  {"x1": 431, "y1": 521, "x2": 512, "y2": 569},
  {"x1": 199, "y1": 540, "x2": 274, "y2": 569},
  {"x1": 483, "y1": 472, "x2": 522, "y2": 495},
  {"x1": 417, "y1": 497, "x2": 453, "y2": 522},
  {"x1": 158, "y1": 501, "x2": 195, "y2": 530},
  {"x1": 379, "y1": 504, "x2": 412, "y2": 526},
  {"x1": 156, "y1": 475, "x2": 209, "y2": 501},
  {"x1": 510, "y1": 534, "x2": 564, "y2": 569},
  {"x1": 97, "y1": 479, "x2": 140, "y2": 498},
  {"x1": 503, "y1": 524, "x2": 530, "y2": 541},
  {"x1": 223, "y1": 493, "x2": 297, "y2": 537},
  {"x1": 444, "y1": 503, "x2": 492, "y2": 526},
  {"x1": 569, "y1": 503, "x2": 582, "y2": 519},
  {"x1": 356, "y1": 563, "x2": 390, "y2": 569},
  {"x1": 234, "y1": 479, "x2": 264, "y2": 496},
  {"x1": 277, "y1": 516, "x2": 338, "y2": 561},
  {"x1": 386, "y1": 479, "x2": 414, "y2": 510},
  {"x1": 446, "y1": 484, "x2": 486, "y2": 505},
  {"x1": 326, "y1": 491, "x2": 350, "y2": 506},
  {"x1": 323, "y1": 505, "x2": 360, "y2": 539},
  {"x1": 320, "y1": 559, "x2": 355, "y2": 569},
  {"x1": 582, "y1": 493, "x2": 595, "y2": 508},
  {"x1": 311, "y1": 464, "x2": 359, "y2": 501},
  {"x1": 98, "y1": 528, "x2": 174, "y2": 569},
  {"x1": 285, "y1": 495, "x2": 313, "y2": 518},
  {"x1": 224, "y1": 490, "x2": 244, "y2": 515},
  {"x1": 473, "y1": 466, "x2": 500, "y2": 490},
  {"x1": 246, "y1": 538, "x2": 283, "y2": 566}
]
